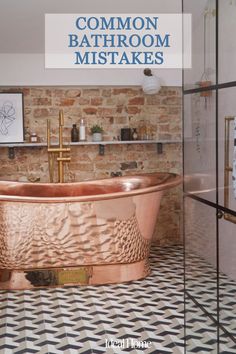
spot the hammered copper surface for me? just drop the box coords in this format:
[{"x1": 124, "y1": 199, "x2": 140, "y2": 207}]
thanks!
[
  {"x1": 0, "y1": 172, "x2": 181, "y2": 288},
  {"x1": 0, "y1": 197, "x2": 153, "y2": 269}
]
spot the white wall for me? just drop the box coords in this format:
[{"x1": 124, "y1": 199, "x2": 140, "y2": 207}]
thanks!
[
  {"x1": 0, "y1": 54, "x2": 182, "y2": 87},
  {"x1": 0, "y1": 0, "x2": 182, "y2": 86}
]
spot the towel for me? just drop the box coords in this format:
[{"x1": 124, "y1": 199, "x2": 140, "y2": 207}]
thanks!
[{"x1": 233, "y1": 117, "x2": 236, "y2": 199}]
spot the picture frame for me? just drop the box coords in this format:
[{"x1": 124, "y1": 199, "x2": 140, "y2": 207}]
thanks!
[{"x1": 0, "y1": 92, "x2": 24, "y2": 143}]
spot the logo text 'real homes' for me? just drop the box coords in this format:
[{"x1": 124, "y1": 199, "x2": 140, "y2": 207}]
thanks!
[{"x1": 45, "y1": 14, "x2": 191, "y2": 68}]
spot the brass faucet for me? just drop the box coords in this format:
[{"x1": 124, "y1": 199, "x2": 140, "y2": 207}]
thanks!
[{"x1": 47, "y1": 110, "x2": 71, "y2": 183}]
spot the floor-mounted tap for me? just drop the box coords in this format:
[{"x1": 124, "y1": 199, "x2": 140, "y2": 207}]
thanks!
[{"x1": 47, "y1": 110, "x2": 71, "y2": 183}]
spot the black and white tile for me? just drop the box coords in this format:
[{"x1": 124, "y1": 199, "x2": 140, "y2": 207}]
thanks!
[
  {"x1": 0, "y1": 246, "x2": 184, "y2": 354},
  {"x1": 185, "y1": 247, "x2": 217, "y2": 316},
  {"x1": 186, "y1": 249, "x2": 236, "y2": 342},
  {"x1": 185, "y1": 295, "x2": 236, "y2": 354},
  {"x1": 185, "y1": 296, "x2": 218, "y2": 353}
]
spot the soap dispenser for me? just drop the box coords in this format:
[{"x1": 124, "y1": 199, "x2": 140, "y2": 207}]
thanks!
[{"x1": 79, "y1": 118, "x2": 86, "y2": 141}]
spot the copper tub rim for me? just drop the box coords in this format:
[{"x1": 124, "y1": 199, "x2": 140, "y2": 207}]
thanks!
[{"x1": 0, "y1": 172, "x2": 182, "y2": 203}]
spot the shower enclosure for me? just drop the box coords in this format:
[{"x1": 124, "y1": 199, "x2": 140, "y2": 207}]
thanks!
[{"x1": 183, "y1": 0, "x2": 236, "y2": 352}]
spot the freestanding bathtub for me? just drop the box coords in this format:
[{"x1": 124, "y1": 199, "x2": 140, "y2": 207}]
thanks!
[{"x1": 0, "y1": 172, "x2": 181, "y2": 290}]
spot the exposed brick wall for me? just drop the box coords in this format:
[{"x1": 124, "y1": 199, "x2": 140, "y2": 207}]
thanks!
[{"x1": 0, "y1": 86, "x2": 182, "y2": 245}]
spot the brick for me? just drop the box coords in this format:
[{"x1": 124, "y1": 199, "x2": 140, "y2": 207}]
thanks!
[
  {"x1": 95, "y1": 162, "x2": 118, "y2": 170},
  {"x1": 65, "y1": 89, "x2": 81, "y2": 97},
  {"x1": 33, "y1": 108, "x2": 50, "y2": 118},
  {"x1": 116, "y1": 106, "x2": 123, "y2": 114},
  {"x1": 159, "y1": 124, "x2": 170, "y2": 132},
  {"x1": 102, "y1": 89, "x2": 111, "y2": 97},
  {"x1": 105, "y1": 97, "x2": 116, "y2": 105},
  {"x1": 159, "y1": 115, "x2": 172, "y2": 123},
  {"x1": 58, "y1": 98, "x2": 75, "y2": 106},
  {"x1": 97, "y1": 107, "x2": 116, "y2": 117},
  {"x1": 24, "y1": 108, "x2": 32, "y2": 115},
  {"x1": 69, "y1": 163, "x2": 93, "y2": 172},
  {"x1": 91, "y1": 97, "x2": 103, "y2": 106},
  {"x1": 112, "y1": 88, "x2": 141, "y2": 96},
  {"x1": 53, "y1": 89, "x2": 65, "y2": 97},
  {"x1": 126, "y1": 106, "x2": 141, "y2": 115},
  {"x1": 128, "y1": 97, "x2": 145, "y2": 105},
  {"x1": 114, "y1": 117, "x2": 128, "y2": 125},
  {"x1": 78, "y1": 97, "x2": 90, "y2": 105},
  {"x1": 33, "y1": 98, "x2": 52, "y2": 106},
  {"x1": 83, "y1": 107, "x2": 97, "y2": 115},
  {"x1": 22, "y1": 88, "x2": 30, "y2": 96},
  {"x1": 126, "y1": 144, "x2": 144, "y2": 151},
  {"x1": 158, "y1": 133, "x2": 172, "y2": 140},
  {"x1": 31, "y1": 88, "x2": 52, "y2": 97},
  {"x1": 146, "y1": 96, "x2": 161, "y2": 105},
  {"x1": 120, "y1": 161, "x2": 138, "y2": 170},
  {"x1": 83, "y1": 89, "x2": 100, "y2": 96},
  {"x1": 45, "y1": 89, "x2": 52, "y2": 97},
  {"x1": 162, "y1": 97, "x2": 182, "y2": 105},
  {"x1": 167, "y1": 107, "x2": 181, "y2": 115}
]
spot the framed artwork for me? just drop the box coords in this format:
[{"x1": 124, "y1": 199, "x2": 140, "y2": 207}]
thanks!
[{"x1": 0, "y1": 93, "x2": 24, "y2": 143}]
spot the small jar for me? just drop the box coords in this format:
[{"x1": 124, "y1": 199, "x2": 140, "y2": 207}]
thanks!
[{"x1": 30, "y1": 133, "x2": 38, "y2": 143}]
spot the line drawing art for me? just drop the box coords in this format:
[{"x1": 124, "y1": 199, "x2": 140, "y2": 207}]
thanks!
[
  {"x1": 0, "y1": 93, "x2": 23, "y2": 143},
  {"x1": 0, "y1": 101, "x2": 16, "y2": 136}
]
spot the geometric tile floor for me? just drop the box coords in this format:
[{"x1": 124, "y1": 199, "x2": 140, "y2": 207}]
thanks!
[
  {"x1": 186, "y1": 250, "x2": 236, "y2": 337},
  {"x1": 0, "y1": 246, "x2": 184, "y2": 354},
  {"x1": 185, "y1": 296, "x2": 236, "y2": 354},
  {"x1": 185, "y1": 251, "x2": 236, "y2": 353}
]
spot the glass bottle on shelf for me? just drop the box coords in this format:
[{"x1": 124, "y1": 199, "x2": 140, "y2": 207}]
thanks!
[
  {"x1": 138, "y1": 120, "x2": 147, "y2": 140},
  {"x1": 24, "y1": 127, "x2": 31, "y2": 142},
  {"x1": 71, "y1": 124, "x2": 79, "y2": 142},
  {"x1": 132, "y1": 128, "x2": 138, "y2": 140}
]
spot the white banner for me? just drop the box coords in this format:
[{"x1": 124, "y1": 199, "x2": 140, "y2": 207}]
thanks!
[{"x1": 45, "y1": 14, "x2": 192, "y2": 69}]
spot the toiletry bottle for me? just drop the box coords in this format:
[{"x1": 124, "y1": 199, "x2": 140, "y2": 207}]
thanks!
[
  {"x1": 139, "y1": 120, "x2": 147, "y2": 140},
  {"x1": 71, "y1": 124, "x2": 79, "y2": 142},
  {"x1": 30, "y1": 133, "x2": 38, "y2": 143},
  {"x1": 79, "y1": 118, "x2": 86, "y2": 141},
  {"x1": 132, "y1": 128, "x2": 138, "y2": 140},
  {"x1": 24, "y1": 126, "x2": 31, "y2": 142}
]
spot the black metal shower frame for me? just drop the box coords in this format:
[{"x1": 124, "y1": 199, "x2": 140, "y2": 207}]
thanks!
[{"x1": 182, "y1": 0, "x2": 236, "y2": 352}]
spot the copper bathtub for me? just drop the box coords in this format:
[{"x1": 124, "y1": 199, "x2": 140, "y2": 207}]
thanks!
[{"x1": 0, "y1": 172, "x2": 181, "y2": 290}]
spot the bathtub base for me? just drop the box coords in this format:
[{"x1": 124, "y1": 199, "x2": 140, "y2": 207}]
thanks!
[{"x1": 0, "y1": 259, "x2": 151, "y2": 290}]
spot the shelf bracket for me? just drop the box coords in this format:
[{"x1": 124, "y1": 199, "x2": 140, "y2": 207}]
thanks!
[
  {"x1": 8, "y1": 147, "x2": 15, "y2": 159},
  {"x1": 157, "y1": 143, "x2": 163, "y2": 154},
  {"x1": 99, "y1": 144, "x2": 105, "y2": 156}
]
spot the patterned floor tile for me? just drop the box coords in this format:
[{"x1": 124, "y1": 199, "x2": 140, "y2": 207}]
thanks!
[
  {"x1": 0, "y1": 245, "x2": 185, "y2": 353},
  {"x1": 186, "y1": 249, "x2": 236, "y2": 343},
  {"x1": 2, "y1": 243, "x2": 235, "y2": 353},
  {"x1": 185, "y1": 296, "x2": 218, "y2": 353},
  {"x1": 220, "y1": 330, "x2": 236, "y2": 353}
]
